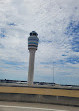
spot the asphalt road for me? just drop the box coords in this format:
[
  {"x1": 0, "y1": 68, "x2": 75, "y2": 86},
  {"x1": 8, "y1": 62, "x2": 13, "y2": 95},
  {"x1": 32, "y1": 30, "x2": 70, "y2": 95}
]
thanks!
[{"x1": 0, "y1": 101, "x2": 79, "y2": 111}]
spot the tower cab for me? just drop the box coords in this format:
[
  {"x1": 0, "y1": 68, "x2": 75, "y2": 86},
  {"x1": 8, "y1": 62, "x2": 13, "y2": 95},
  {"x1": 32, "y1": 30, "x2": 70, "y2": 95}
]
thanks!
[{"x1": 28, "y1": 31, "x2": 39, "y2": 50}]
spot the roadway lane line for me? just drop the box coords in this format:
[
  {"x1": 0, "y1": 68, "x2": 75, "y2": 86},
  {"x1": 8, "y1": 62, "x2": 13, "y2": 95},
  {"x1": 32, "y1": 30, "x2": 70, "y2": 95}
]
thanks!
[{"x1": 0, "y1": 105, "x2": 69, "y2": 111}]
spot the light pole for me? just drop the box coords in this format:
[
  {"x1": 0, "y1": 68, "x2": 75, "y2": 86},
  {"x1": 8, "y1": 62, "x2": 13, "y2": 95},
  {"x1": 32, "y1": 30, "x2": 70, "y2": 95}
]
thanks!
[{"x1": 53, "y1": 62, "x2": 54, "y2": 84}]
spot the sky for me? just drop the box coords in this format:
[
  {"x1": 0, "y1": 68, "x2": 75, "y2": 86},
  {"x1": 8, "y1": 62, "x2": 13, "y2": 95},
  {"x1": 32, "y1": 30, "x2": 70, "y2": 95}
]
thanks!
[{"x1": 0, "y1": 0, "x2": 79, "y2": 85}]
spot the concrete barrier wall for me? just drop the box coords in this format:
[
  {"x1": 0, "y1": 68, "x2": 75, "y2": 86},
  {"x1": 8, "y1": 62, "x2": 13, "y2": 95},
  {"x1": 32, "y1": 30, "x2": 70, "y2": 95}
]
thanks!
[
  {"x1": 0, "y1": 86, "x2": 79, "y2": 106},
  {"x1": 0, "y1": 93, "x2": 79, "y2": 106}
]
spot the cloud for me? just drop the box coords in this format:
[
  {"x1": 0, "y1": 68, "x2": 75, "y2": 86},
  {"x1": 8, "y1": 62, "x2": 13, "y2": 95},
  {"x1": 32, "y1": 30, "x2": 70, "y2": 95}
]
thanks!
[{"x1": 65, "y1": 20, "x2": 79, "y2": 52}]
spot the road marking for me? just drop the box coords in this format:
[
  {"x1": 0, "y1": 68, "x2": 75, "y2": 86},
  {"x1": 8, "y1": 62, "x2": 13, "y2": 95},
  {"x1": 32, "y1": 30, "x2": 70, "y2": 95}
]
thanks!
[{"x1": 0, "y1": 105, "x2": 69, "y2": 111}]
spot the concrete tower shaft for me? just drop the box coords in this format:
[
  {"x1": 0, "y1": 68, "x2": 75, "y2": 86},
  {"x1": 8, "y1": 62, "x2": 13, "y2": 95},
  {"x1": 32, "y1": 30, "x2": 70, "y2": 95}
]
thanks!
[
  {"x1": 28, "y1": 49, "x2": 36, "y2": 85},
  {"x1": 28, "y1": 31, "x2": 39, "y2": 86}
]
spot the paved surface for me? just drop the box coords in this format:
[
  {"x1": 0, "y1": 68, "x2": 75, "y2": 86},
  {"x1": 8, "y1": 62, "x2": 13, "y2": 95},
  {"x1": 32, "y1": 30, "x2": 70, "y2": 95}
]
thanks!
[{"x1": 0, "y1": 101, "x2": 79, "y2": 111}]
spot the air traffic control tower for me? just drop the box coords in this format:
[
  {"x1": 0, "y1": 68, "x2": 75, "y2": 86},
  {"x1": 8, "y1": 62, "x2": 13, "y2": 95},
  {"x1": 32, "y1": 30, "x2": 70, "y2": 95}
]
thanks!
[{"x1": 28, "y1": 31, "x2": 39, "y2": 86}]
